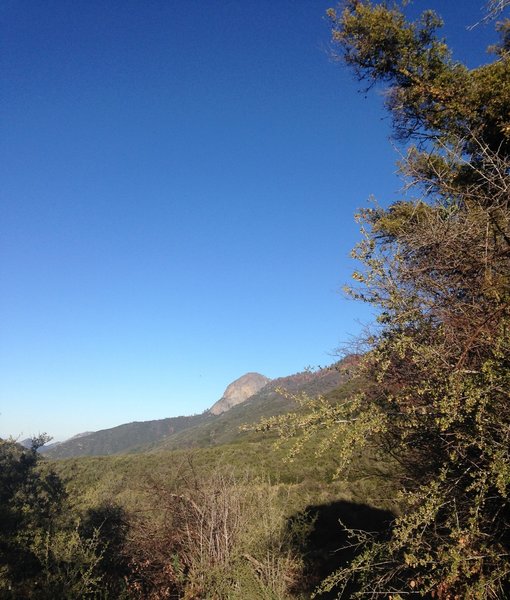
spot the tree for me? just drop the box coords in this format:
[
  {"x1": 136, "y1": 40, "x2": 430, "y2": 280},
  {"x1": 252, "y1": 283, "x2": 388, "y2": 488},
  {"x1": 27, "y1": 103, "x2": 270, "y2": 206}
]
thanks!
[
  {"x1": 0, "y1": 437, "x2": 129, "y2": 598},
  {"x1": 0, "y1": 436, "x2": 66, "y2": 593},
  {"x1": 264, "y1": 2, "x2": 509, "y2": 598},
  {"x1": 328, "y1": 3, "x2": 510, "y2": 597}
]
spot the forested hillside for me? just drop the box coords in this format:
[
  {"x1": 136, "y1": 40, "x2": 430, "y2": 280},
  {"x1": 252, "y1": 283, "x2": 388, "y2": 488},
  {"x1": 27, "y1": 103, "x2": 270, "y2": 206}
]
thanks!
[{"x1": 43, "y1": 413, "x2": 213, "y2": 459}]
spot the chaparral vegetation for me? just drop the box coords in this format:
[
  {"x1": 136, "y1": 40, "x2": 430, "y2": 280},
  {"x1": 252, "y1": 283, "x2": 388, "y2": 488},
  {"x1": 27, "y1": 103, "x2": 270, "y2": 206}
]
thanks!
[{"x1": 2, "y1": 2, "x2": 508, "y2": 599}]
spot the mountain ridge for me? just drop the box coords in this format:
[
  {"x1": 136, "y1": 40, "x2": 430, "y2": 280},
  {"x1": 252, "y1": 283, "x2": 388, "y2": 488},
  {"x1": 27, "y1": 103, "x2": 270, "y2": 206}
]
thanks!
[{"x1": 44, "y1": 358, "x2": 357, "y2": 459}]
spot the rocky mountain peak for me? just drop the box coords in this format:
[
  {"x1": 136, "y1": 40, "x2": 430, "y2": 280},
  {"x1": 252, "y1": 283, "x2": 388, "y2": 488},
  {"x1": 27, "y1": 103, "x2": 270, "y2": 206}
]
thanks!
[{"x1": 209, "y1": 372, "x2": 270, "y2": 415}]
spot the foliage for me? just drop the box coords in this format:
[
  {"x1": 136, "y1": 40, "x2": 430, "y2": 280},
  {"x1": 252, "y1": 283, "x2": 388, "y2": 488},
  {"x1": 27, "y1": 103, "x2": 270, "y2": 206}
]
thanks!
[
  {"x1": 0, "y1": 436, "x2": 65, "y2": 595},
  {"x1": 262, "y1": 2, "x2": 510, "y2": 598},
  {"x1": 51, "y1": 387, "x2": 395, "y2": 519},
  {"x1": 124, "y1": 463, "x2": 308, "y2": 600},
  {"x1": 0, "y1": 437, "x2": 129, "y2": 598},
  {"x1": 49, "y1": 430, "x2": 395, "y2": 599},
  {"x1": 44, "y1": 413, "x2": 213, "y2": 459},
  {"x1": 328, "y1": 1, "x2": 510, "y2": 154}
]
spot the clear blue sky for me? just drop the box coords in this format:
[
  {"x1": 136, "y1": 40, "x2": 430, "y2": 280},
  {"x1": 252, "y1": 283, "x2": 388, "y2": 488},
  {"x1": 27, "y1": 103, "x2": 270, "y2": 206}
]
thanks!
[{"x1": 0, "y1": 1, "x2": 498, "y2": 441}]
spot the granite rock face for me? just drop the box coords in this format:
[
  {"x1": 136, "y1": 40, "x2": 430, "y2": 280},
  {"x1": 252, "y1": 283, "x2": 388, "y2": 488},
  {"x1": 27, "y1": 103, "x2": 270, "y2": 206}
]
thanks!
[{"x1": 209, "y1": 372, "x2": 270, "y2": 415}]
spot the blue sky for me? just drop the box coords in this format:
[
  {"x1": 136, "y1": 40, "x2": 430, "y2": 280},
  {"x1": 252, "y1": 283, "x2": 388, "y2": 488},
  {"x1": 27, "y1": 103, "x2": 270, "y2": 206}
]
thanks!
[{"x1": 1, "y1": 1, "x2": 499, "y2": 441}]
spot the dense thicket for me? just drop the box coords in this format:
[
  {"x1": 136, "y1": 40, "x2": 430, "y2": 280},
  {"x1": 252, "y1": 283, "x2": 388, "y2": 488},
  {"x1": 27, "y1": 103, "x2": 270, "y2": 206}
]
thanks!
[
  {"x1": 262, "y1": 2, "x2": 509, "y2": 598},
  {"x1": 321, "y1": 2, "x2": 510, "y2": 598},
  {"x1": 0, "y1": 438, "x2": 128, "y2": 598}
]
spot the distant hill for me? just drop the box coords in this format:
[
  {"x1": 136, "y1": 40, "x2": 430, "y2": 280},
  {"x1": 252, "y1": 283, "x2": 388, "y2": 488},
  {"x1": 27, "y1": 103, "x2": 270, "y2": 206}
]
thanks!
[
  {"x1": 45, "y1": 358, "x2": 358, "y2": 459},
  {"x1": 37, "y1": 432, "x2": 94, "y2": 454},
  {"x1": 43, "y1": 413, "x2": 213, "y2": 459},
  {"x1": 151, "y1": 359, "x2": 358, "y2": 452}
]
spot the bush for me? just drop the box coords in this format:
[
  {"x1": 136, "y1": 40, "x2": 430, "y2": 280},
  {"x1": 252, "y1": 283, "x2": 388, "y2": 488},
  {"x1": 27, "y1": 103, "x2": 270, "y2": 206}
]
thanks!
[{"x1": 125, "y1": 462, "x2": 307, "y2": 599}]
